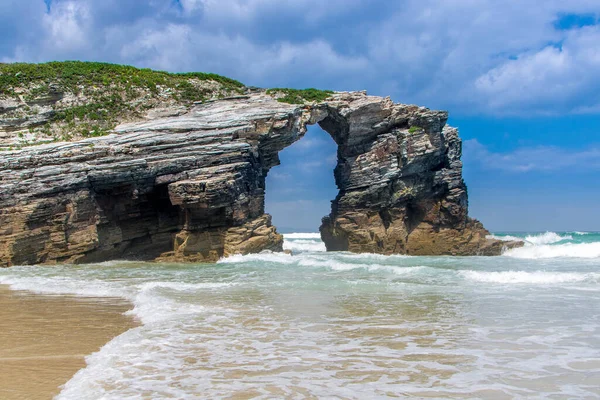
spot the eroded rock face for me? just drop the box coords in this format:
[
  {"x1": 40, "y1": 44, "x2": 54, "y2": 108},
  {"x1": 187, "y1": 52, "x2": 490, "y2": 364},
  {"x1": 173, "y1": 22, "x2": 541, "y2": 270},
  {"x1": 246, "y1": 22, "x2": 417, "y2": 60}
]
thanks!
[
  {"x1": 0, "y1": 91, "x2": 519, "y2": 266},
  {"x1": 316, "y1": 94, "x2": 522, "y2": 255}
]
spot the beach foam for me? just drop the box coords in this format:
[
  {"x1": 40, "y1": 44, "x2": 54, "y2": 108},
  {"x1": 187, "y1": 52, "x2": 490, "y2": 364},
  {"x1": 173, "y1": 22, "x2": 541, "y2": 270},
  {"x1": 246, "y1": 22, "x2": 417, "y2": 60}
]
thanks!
[
  {"x1": 504, "y1": 242, "x2": 600, "y2": 259},
  {"x1": 296, "y1": 256, "x2": 424, "y2": 275},
  {"x1": 218, "y1": 251, "x2": 296, "y2": 264},
  {"x1": 487, "y1": 234, "x2": 523, "y2": 242},
  {"x1": 0, "y1": 275, "x2": 131, "y2": 299},
  {"x1": 283, "y1": 238, "x2": 326, "y2": 253},
  {"x1": 524, "y1": 231, "x2": 572, "y2": 245},
  {"x1": 461, "y1": 270, "x2": 598, "y2": 284},
  {"x1": 282, "y1": 232, "x2": 322, "y2": 239},
  {"x1": 2, "y1": 231, "x2": 600, "y2": 399},
  {"x1": 489, "y1": 231, "x2": 573, "y2": 245}
]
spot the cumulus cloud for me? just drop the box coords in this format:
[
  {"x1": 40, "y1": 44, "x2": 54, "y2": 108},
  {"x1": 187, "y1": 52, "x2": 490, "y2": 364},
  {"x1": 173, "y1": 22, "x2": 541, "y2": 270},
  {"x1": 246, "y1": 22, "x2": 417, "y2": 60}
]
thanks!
[
  {"x1": 474, "y1": 26, "x2": 600, "y2": 114},
  {"x1": 464, "y1": 139, "x2": 600, "y2": 172},
  {"x1": 42, "y1": 1, "x2": 90, "y2": 52},
  {"x1": 2, "y1": 0, "x2": 600, "y2": 115}
]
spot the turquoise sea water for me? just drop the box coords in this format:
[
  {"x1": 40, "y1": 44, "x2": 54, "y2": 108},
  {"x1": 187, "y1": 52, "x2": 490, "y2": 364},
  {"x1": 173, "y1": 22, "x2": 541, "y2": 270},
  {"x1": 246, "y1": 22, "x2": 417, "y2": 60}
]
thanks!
[{"x1": 1, "y1": 232, "x2": 599, "y2": 399}]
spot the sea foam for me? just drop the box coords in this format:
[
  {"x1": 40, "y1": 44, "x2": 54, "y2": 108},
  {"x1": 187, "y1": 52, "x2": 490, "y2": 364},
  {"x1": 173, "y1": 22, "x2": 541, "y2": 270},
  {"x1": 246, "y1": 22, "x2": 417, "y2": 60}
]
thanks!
[
  {"x1": 489, "y1": 231, "x2": 573, "y2": 245},
  {"x1": 297, "y1": 256, "x2": 423, "y2": 275},
  {"x1": 524, "y1": 232, "x2": 572, "y2": 245},
  {"x1": 283, "y1": 239, "x2": 326, "y2": 253},
  {"x1": 127, "y1": 281, "x2": 238, "y2": 325},
  {"x1": 1, "y1": 233, "x2": 599, "y2": 400},
  {"x1": 504, "y1": 242, "x2": 600, "y2": 259},
  {"x1": 218, "y1": 251, "x2": 296, "y2": 264},
  {"x1": 282, "y1": 232, "x2": 322, "y2": 239},
  {"x1": 461, "y1": 270, "x2": 598, "y2": 284},
  {"x1": 0, "y1": 275, "x2": 132, "y2": 299}
]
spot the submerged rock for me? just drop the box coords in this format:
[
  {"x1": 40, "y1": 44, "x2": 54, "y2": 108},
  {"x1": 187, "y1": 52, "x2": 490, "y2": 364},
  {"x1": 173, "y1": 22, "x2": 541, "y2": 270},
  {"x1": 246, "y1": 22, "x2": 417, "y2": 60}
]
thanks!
[{"x1": 0, "y1": 90, "x2": 520, "y2": 266}]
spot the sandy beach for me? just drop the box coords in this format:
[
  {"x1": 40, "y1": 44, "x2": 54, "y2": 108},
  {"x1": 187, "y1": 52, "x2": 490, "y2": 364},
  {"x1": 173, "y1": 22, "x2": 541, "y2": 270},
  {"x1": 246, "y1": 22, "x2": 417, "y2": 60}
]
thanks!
[{"x1": 0, "y1": 285, "x2": 137, "y2": 400}]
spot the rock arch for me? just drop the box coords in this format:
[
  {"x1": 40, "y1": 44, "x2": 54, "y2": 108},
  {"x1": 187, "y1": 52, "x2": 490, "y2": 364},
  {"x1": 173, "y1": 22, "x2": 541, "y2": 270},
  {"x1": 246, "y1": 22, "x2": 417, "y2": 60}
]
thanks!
[{"x1": 0, "y1": 91, "x2": 515, "y2": 266}]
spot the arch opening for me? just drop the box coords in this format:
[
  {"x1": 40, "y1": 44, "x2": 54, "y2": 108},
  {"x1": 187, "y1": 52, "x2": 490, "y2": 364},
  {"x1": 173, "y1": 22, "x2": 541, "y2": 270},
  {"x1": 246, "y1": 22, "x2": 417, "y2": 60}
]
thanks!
[{"x1": 265, "y1": 125, "x2": 338, "y2": 234}]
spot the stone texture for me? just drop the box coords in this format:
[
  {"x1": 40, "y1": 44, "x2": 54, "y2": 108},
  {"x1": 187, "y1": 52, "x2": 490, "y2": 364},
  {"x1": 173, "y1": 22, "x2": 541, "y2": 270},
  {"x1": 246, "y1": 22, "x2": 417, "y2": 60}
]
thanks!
[
  {"x1": 0, "y1": 91, "x2": 520, "y2": 267},
  {"x1": 318, "y1": 94, "x2": 522, "y2": 255}
]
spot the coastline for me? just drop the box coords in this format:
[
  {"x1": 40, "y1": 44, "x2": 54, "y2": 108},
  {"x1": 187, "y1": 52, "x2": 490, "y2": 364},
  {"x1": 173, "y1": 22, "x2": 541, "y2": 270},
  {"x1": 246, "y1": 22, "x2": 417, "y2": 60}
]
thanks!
[{"x1": 0, "y1": 285, "x2": 137, "y2": 400}]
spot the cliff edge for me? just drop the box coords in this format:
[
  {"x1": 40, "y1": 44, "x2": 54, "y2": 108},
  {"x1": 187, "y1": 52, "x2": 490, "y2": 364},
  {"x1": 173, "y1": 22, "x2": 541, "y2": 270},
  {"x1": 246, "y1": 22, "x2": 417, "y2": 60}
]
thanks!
[{"x1": 0, "y1": 62, "x2": 520, "y2": 266}]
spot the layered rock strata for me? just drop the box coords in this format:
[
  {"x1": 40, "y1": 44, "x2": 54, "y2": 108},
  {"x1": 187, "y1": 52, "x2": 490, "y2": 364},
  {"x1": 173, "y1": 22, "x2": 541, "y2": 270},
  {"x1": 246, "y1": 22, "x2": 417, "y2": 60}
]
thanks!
[{"x1": 0, "y1": 91, "x2": 519, "y2": 266}]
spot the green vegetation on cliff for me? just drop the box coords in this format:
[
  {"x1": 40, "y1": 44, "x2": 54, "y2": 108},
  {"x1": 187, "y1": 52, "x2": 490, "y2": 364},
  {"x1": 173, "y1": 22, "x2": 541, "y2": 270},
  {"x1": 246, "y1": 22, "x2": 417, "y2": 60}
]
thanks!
[
  {"x1": 0, "y1": 61, "x2": 245, "y2": 149},
  {"x1": 0, "y1": 62, "x2": 337, "y2": 151},
  {"x1": 408, "y1": 126, "x2": 424, "y2": 133},
  {"x1": 0, "y1": 61, "x2": 243, "y2": 96},
  {"x1": 266, "y1": 88, "x2": 334, "y2": 104}
]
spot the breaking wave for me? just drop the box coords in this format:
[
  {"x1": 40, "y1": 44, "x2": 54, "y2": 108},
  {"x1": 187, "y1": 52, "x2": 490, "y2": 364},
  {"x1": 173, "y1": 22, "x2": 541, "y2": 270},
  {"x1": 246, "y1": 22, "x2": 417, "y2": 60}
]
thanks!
[
  {"x1": 282, "y1": 233, "x2": 322, "y2": 239},
  {"x1": 490, "y1": 231, "x2": 573, "y2": 245},
  {"x1": 524, "y1": 232, "x2": 572, "y2": 245},
  {"x1": 461, "y1": 270, "x2": 599, "y2": 284},
  {"x1": 504, "y1": 242, "x2": 600, "y2": 259},
  {"x1": 283, "y1": 239, "x2": 326, "y2": 253},
  {"x1": 487, "y1": 231, "x2": 600, "y2": 259},
  {"x1": 1, "y1": 230, "x2": 599, "y2": 399}
]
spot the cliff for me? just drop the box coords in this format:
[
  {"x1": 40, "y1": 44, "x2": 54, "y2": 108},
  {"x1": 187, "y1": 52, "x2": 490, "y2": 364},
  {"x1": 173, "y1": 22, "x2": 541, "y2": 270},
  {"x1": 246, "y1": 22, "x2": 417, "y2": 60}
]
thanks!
[{"x1": 0, "y1": 62, "x2": 520, "y2": 266}]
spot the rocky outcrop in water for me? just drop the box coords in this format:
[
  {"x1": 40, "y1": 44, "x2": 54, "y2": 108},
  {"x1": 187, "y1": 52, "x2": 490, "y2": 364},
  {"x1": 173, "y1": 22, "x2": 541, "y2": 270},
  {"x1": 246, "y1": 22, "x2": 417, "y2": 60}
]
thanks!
[
  {"x1": 317, "y1": 95, "x2": 518, "y2": 256},
  {"x1": 0, "y1": 87, "x2": 519, "y2": 267}
]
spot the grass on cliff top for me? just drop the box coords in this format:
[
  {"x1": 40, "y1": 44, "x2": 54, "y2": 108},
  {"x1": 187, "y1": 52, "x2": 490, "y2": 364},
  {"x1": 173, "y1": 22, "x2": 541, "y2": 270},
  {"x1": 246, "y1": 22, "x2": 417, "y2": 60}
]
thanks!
[
  {"x1": 0, "y1": 61, "x2": 245, "y2": 96},
  {"x1": 0, "y1": 61, "x2": 246, "y2": 147},
  {"x1": 266, "y1": 88, "x2": 334, "y2": 104}
]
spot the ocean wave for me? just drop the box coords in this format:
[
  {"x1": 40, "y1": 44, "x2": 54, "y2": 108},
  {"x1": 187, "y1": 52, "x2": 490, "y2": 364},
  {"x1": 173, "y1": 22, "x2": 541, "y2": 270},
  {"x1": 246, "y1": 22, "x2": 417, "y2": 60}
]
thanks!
[
  {"x1": 128, "y1": 282, "x2": 238, "y2": 325},
  {"x1": 136, "y1": 281, "x2": 236, "y2": 292},
  {"x1": 504, "y1": 242, "x2": 600, "y2": 259},
  {"x1": 283, "y1": 232, "x2": 322, "y2": 239},
  {"x1": 487, "y1": 234, "x2": 523, "y2": 242},
  {"x1": 524, "y1": 232, "x2": 572, "y2": 245},
  {"x1": 0, "y1": 275, "x2": 132, "y2": 299},
  {"x1": 283, "y1": 239, "x2": 326, "y2": 253},
  {"x1": 297, "y1": 256, "x2": 423, "y2": 276},
  {"x1": 460, "y1": 270, "x2": 598, "y2": 284},
  {"x1": 489, "y1": 232, "x2": 574, "y2": 245},
  {"x1": 335, "y1": 252, "x2": 411, "y2": 261},
  {"x1": 0, "y1": 274, "x2": 238, "y2": 326},
  {"x1": 217, "y1": 251, "x2": 296, "y2": 264}
]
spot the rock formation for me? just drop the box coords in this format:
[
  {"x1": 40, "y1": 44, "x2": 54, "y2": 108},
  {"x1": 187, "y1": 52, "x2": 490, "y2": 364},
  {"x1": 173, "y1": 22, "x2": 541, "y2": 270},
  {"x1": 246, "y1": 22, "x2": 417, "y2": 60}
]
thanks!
[
  {"x1": 317, "y1": 96, "x2": 515, "y2": 256},
  {"x1": 0, "y1": 69, "x2": 520, "y2": 267}
]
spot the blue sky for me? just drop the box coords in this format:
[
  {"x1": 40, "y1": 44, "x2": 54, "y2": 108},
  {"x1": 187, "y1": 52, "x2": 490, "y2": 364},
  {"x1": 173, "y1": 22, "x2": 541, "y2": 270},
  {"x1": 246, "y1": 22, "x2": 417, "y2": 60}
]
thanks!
[{"x1": 2, "y1": 0, "x2": 599, "y2": 232}]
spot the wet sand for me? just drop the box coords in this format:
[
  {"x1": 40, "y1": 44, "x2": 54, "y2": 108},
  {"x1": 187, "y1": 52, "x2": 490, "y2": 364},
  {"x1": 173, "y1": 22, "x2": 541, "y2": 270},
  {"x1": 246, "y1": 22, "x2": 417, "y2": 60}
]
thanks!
[{"x1": 0, "y1": 285, "x2": 137, "y2": 400}]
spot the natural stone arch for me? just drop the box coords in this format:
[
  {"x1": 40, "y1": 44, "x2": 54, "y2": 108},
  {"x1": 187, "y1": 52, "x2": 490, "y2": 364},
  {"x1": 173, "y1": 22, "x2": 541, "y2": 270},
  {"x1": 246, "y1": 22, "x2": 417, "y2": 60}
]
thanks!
[{"x1": 0, "y1": 90, "x2": 518, "y2": 267}]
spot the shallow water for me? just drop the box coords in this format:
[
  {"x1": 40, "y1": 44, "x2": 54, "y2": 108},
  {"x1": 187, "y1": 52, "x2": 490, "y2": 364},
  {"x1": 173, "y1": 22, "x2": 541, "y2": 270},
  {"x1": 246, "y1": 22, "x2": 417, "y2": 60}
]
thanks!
[
  {"x1": 1, "y1": 232, "x2": 599, "y2": 399},
  {"x1": 0, "y1": 286, "x2": 135, "y2": 400}
]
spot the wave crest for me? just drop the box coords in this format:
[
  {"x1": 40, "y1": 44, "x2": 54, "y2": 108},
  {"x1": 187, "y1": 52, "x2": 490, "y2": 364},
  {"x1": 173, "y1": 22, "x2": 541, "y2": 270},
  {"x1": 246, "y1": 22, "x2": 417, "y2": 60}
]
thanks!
[
  {"x1": 461, "y1": 270, "x2": 598, "y2": 284},
  {"x1": 524, "y1": 232, "x2": 572, "y2": 245},
  {"x1": 489, "y1": 231, "x2": 573, "y2": 245},
  {"x1": 504, "y1": 242, "x2": 600, "y2": 259},
  {"x1": 283, "y1": 233, "x2": 322, "y2": 239},
  {"x1": 283, "y1": 239, "x2": 326, "y2": 253}
]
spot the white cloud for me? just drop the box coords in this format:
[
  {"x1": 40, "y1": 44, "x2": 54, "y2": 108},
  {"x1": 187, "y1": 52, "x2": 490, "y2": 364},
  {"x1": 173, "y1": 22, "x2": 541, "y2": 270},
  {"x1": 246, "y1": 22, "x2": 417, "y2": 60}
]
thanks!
[
  {"x1": 363, "y1": 0, "x2": 600, "y2": 114},
  {"x1": 464, "y1": 139, "x2": 600, "y2": 172},
  {"x1": 3, "y1": 0, "x2": 600, "y2": 115},
  {"x1": 108, "y1": 20, "x2": 368, "y2": 85},
  {"x1": 42, "y1": 1, "x2": 90, "y2": 52},
  {"x1": 474, "y1": 26, "x2": 600, "y2": 114}
]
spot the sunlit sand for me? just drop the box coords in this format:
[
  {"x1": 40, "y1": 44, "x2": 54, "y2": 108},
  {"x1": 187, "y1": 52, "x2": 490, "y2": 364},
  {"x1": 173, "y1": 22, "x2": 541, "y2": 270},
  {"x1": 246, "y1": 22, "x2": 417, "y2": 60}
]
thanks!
[{"x1": 0, "y1": 285, "x2": 137, "y2": 400}]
